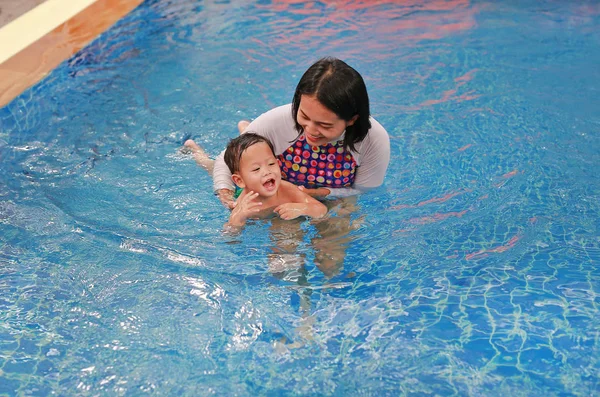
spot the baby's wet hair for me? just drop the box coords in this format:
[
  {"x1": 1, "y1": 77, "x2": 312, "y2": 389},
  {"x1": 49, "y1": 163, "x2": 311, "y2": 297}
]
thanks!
[{"x1": 224, "y1": 133, "x2": 276, "y2": 174}]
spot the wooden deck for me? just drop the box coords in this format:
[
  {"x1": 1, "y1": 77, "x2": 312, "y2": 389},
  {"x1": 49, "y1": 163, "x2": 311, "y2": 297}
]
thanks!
[{"x1": 0, "y1": 0, "x2": 144, "y2": 107}]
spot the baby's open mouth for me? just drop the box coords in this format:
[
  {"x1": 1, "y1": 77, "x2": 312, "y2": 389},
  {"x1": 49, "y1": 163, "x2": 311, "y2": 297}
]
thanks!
[{"x1": 263, "y1": 178, "x2": 276, "y2": 189}]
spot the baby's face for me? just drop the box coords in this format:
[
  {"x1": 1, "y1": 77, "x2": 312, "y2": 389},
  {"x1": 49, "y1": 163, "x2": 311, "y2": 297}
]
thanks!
[{"x1": 236, "y1": 142, "x2": 281, "y2": 198}]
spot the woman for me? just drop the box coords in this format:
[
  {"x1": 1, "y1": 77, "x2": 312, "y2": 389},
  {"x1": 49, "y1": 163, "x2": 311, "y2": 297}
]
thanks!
[{"x1": 211, "y1": 56, "x2": 390, "y2": 209}]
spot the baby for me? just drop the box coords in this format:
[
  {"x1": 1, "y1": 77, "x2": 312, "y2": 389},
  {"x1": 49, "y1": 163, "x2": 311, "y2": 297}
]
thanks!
[{"x1": 185, "y1": 133, "x2": 327, "y2": 228}]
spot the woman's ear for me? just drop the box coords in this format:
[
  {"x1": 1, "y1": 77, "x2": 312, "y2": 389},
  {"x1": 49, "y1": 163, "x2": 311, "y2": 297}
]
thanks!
[
  {"x1": 346, "y1": 115, "x2": 359, "y2": 127},
  {"x1": 232, "y1": 173, "x2": 245, "y2": 189}
]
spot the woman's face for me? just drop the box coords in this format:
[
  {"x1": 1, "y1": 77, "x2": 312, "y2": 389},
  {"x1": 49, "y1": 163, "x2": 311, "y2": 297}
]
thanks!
[{"x1": 297, "y1": 95, "x2": 357, "y2": 147}]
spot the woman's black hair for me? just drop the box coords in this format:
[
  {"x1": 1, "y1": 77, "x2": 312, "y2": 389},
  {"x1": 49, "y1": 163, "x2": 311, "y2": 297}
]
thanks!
[{"x1": 291, "y1": 57, "x2": 371, "y2": 152}]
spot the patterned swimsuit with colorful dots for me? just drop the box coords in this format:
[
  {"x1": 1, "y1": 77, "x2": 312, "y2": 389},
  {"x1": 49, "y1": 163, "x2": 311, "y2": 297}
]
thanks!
[{"x1": 277, "y1": 134, "x2": 357, "y2": 188}]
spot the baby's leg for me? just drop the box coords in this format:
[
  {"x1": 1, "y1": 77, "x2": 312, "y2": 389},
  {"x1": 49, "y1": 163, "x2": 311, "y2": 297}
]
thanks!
[
  {"x1": 237, "y1": 120, "x2": 251, "y2": 134},
  {"x1": 184, "y1": 139, "x2": 214, "y2": 174}
]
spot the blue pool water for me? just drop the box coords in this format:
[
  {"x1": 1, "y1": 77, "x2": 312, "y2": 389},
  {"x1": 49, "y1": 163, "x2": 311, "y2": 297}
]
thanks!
[{"x1": 1, "y1": 0, "x2": 599, "y2": 394}]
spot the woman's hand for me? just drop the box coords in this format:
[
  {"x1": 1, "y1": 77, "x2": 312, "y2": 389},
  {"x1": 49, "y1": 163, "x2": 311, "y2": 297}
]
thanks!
[
  {"x1": 297, "y1": 186, "x2": 330, "y2": 198},
  {"x1": 216, "y1": 189, "x2": 237, "y2": 209},
  {"x1": 227, "y1": 191, "x2": 262, "y2": 227}
]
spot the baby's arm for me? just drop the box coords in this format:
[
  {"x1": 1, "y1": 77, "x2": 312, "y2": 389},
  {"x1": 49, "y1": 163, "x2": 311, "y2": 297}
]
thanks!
[{"x1": 274, "y1": 181, "x2": 327, "y2": 220}]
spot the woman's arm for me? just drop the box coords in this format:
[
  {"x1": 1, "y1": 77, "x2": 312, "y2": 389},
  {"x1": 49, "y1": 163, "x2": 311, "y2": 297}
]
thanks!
[
  {"x1": 212, "y1": 150, "x2": 237, "y2": 208},
  {"x1": 297, "y1": 186, "x2": 331, "y2": 198},
  {"x1": 297, "y1": 191, "x2": 328, "y2": 218},
  {"x1": 352, "y1": 117, "x2": 391, "y2": 189},
  {"x1": 216, "y1": 188, "x2": 236, "y2": 209}
]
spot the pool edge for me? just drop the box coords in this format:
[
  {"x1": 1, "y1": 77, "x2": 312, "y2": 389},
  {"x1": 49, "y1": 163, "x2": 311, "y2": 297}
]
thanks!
[{"x1": 0, "y1": 0, "x2": 144, "y2": 108}]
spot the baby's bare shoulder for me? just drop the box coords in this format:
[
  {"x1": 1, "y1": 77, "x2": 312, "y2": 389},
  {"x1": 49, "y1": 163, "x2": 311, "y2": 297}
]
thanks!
[{"x1": 278, "y1": 181, "x2": 304, "y2": 202}]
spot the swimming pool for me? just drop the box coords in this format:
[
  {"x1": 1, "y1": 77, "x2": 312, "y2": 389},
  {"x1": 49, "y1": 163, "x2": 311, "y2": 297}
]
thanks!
[{"x1": 1, "y1": 0, "x2": 599, "y2": 394}]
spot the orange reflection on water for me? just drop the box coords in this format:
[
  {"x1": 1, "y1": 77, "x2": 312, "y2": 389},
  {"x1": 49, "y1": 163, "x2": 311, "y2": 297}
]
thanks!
[
  {"x1": 493, "y1": 169, "x2": 521, "y2": 188},
  {"x1": 250, "y1": 0, "x2": 479, "y2": 61},
  {"x1": 501, "y1": 170, "x2": 519, "y2": 179},
  {"x1": 414, "y1": 68, "x2": 481, "y2": 109},
  {"x1": 238, "y1": 0, "x2": 483, "y2": 110},
  {"x1": 408, "y1": 209, "x2": 468, "y2": 225},
  {"x1": 465, "y1": 234, "x2": 520, "y2": 261},
  {"x1": 455, "y1": 68, "x2": 478, "y2": 83},
  {"x1": 391, "y1": 189, "x2": 469, "y2": 210}
]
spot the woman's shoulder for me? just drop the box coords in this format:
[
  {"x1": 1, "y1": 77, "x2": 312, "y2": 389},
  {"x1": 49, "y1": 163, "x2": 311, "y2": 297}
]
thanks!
[
  {"x1": 367, "y1": 116, "x2": 389, "y2": 140},
  {"x1": 350, "y1": 115, "x2": 390, "y2": 163},
  {"x1": 354, "y1": 116, "x2": 389, "y2": 148}
]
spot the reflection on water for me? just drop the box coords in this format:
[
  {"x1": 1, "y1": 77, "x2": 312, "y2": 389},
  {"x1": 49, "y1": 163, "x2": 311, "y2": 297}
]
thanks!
[
  {"x1": 254, "y1": 0, "x2": 478, "y2": 56},
  {"x1": 1, "y1": 0, "x2": 599, "y2": 395}
]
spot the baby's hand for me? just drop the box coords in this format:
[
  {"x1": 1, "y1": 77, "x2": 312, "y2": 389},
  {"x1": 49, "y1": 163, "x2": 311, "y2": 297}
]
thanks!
[
  {"x1": 274, "y1": 203, "x2": 307, "y2": 220},
  {"x1": 228, "y1": 191, "x2": 262, "y2": 226}
]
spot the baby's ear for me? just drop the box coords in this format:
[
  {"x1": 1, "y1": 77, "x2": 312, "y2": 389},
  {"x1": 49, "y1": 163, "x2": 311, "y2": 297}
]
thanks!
[{"x1": 232, "y1": 173, "x2": 245, "y2": 189}]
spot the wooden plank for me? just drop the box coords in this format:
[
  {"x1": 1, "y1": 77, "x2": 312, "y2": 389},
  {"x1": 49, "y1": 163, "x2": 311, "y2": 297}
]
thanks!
[{"x1": 0, "y1": 0, "x2": 144, "y2": 107}]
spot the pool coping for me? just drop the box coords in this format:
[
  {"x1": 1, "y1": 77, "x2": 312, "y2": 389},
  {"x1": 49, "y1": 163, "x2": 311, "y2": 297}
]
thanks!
[{"x1": 0, "y1": 0, "x2": 144, "y2": 108}]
